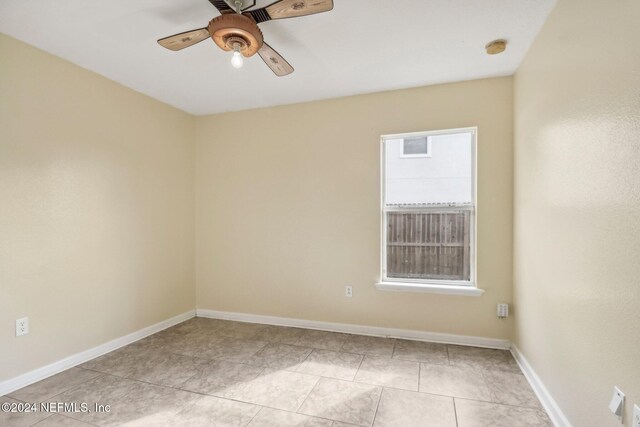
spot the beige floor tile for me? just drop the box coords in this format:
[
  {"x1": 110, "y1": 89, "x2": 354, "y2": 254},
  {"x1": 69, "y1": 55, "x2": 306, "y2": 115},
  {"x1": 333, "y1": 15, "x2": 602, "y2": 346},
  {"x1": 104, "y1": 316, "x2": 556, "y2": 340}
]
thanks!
[
  {"x1": 393, "y1": 340, "x2": 449, "y2": 365},
  {"x1": 455, "y1": 399, "x2": 551, "y2": 427},
  {"x1": 198, "y1": 337, "x2": 267, "y2": 362},
  {"x1": 245, "y1": 343, "x2": 312, "y2": 371},
  {"x1": 251, "y1": 325, "x2": 306, "y2": 344},
  {"x1": 79, "y1": 342, "x2": 161, "y2": 377},
  {"x1": 169, "y1": 318, "x2": 235, "y2": 338},
  {"x1": 179, "y1": 359, "x2": 263, "y2": 396},
  {"x1": 341, "y1": 335, "x2": 396, "y2": 357},
  {"x1": 354, "y1": 356, "x2": 419, "y2": 391},
  {"x1": 161, "y1": 330, "x2": 226, "y2": 357},
  {"x1": 33, "y1": 414, "x2": 93, "y2": 426},
  {"x1": 297, "y1": 349, "x2": 364, "y2": 381},
  {"x1": 419, "y1": 364, "x2": 492, "y2": 401},
  {"x1": 249, "y1": 407, "x2": 332, "y2": 426},
  {"x1": 447, "y1": 345, "x2": 520, "y2": 372},
  {"x1": 8, "y1": 368, "x2": 101, "y2": 403},
  {"x1": 47, "y1": 374, "x2": 199, "y2": 426},
  {"x1": 0, "y1": 396, "x2": 51, "y2": 427},
  {"x1": 168, "y1": 318, "x2": 198, "y2": 331},
  {"x1": 4, "y1": 318, "x2": 554, "y2": 427},
  {"x1": 134, "y1": 394, "x2": 260, "y2": 427},
  {"x1": 223, "y1": 368, "x2": 320, "y2": 412},
  {"x1": 295, "y1": 330, "x2": 348, "y2": 351},
  {"x1": 299, "y1": 378, "x2": 382, "y2": 427},
  {"x1": 124, "y1": 352, "x2": 204, "y2": 388},
  {"x1": 135, "y1": 327, "x2": 187, "y2": 347},
  {"x1": 203, "y1": 319, "x2": 239, "y2": 330},
  {"x1": 373, "y1": 387, "x2": 456, "y2": 427},
  {"x1": 181, "y1": 317, "x2": 229, "y2": 332},
  {"x1": 483, "y1": 370, "x2": 541, "y2": 408},
  {"x1": 216, "y1": 321, "x2": 267, "y2": 340}
]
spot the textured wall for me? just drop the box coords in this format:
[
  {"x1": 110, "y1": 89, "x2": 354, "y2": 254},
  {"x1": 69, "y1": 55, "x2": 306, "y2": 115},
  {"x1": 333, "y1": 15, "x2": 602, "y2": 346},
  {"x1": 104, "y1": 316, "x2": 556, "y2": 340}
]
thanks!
[
  {"x1": 196, "y1": 77, "x2": 514, "y2": 340},
  {"x1": 513, "y1": 0, "x2": 640, "y2": 425},
  {"x1": 0, "y1": 34, "x2": 195, "y2": 381}
]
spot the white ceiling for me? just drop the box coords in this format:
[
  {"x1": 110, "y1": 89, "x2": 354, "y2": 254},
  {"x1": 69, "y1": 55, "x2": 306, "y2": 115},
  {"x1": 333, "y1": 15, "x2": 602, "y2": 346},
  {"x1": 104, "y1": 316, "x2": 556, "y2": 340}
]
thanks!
[{"x1": 0, "y1": 0, "x2": 556, "y2": 115}]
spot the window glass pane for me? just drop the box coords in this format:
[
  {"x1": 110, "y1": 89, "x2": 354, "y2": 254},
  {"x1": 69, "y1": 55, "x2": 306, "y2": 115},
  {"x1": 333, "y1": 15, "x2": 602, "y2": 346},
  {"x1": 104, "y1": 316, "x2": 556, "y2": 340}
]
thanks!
[
  {"x1": 385, "y1": 132, "x2": 473, "y2": 206},
  {"x1": 403, "y1": 137, "x2": 429, "y2": 155},
  {"x1": 386, "y1": 210, "x2": 471, "y2": 281}
]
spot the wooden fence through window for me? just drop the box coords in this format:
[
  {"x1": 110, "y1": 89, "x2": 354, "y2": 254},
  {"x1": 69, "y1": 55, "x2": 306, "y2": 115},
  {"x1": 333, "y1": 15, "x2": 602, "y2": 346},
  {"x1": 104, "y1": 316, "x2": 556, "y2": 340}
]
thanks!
[{"x1": 386, "y1": 211, "x2": 471, "y2": 281}]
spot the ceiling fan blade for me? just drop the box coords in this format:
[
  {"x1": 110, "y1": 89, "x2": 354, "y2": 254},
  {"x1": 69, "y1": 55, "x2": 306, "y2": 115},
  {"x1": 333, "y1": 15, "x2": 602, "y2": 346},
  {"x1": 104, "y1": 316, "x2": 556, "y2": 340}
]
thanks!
[
  {"x1": 208, "y1": 0, "x2": 232, "y2": 13},
  {"x1": 258, "y1": 42, "x2": 294, "y2": 76},
  {"x1": 246, "y1": 0, "x2": 333, "y2": 23},
  {"x1": 157, "y1": 28, "x2": 210, "y2": 51}
]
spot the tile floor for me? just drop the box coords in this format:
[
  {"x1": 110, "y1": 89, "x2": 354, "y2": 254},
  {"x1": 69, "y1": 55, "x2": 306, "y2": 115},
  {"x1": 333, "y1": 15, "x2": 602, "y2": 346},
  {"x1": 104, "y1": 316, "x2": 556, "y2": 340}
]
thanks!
[{"x1": 1, "y1": 318, "x2": 552, "y2": 426}]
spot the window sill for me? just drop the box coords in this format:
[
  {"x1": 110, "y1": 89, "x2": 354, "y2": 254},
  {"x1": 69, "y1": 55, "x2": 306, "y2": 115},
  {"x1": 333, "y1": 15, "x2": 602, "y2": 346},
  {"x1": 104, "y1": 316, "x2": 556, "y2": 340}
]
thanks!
[{"x1": 375, "y1": 281, "x2": 485, "y2": 297}]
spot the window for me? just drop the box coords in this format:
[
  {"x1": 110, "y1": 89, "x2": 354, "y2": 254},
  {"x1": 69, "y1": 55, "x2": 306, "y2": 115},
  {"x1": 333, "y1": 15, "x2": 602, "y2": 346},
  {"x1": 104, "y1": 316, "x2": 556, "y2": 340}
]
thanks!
[
  {"x1": 401, "y1": 137, "x2": 431, "y2": 158},
  {"x1": 378, "y1": 128, "x2": 479, "y2": 295}
]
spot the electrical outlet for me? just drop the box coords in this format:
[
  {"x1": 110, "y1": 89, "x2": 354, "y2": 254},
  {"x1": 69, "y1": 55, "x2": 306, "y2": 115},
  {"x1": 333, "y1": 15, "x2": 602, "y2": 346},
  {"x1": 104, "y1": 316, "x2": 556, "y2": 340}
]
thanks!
[
  {"x1": 345, "y1": 286, "x2": 353, "y2": 298},
  {"x1": 497, "y1": 303, "x2": 509, "y2": 318},
  {"x1": 632, "y1": 404, "x2": 640, "y2": 427},
  {"x1": 16, "y1": 317, "x2": 29, "y2": 337}
]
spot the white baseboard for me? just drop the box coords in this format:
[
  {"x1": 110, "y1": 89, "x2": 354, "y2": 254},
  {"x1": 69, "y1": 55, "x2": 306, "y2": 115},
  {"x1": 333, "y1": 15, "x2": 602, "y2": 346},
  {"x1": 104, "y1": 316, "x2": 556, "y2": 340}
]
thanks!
[
  {"x1": 510, "y1": 344, "x2": 572, "y2": 427},
  {"x1": 196, "y1": 308, "x2": 511, "y2": 349},
  {"x1": 0, "y1": 310, "x2": 195, "y2": 397}
]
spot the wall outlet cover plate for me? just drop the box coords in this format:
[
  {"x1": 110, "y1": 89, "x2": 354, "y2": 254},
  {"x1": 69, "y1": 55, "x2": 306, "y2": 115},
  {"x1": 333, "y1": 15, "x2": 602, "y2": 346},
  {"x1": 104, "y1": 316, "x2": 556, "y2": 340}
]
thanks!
[
  {"x1": 609, "y1": 386, "x2": 625, "y2": 422},
  {"x1": 16, "y1": 317, "x2": 29, "y2": 336}
]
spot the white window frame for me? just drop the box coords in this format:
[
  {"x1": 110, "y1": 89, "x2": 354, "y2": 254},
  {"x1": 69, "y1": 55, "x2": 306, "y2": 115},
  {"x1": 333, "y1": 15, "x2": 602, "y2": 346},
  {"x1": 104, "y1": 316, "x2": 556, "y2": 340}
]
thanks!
[
  {"x1": 400, "y1": 137, "x2": 432, "y2": 158},
  {"x1": 376, "y1": 127, "x2": 483, "y2": 297}
]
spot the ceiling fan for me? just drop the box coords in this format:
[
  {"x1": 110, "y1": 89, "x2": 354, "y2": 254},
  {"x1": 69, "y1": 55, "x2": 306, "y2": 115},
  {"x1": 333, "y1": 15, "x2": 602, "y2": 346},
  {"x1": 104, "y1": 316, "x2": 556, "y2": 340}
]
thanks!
[{"x1": 157, "y1": 0, "x2": 334, "y2": 76}]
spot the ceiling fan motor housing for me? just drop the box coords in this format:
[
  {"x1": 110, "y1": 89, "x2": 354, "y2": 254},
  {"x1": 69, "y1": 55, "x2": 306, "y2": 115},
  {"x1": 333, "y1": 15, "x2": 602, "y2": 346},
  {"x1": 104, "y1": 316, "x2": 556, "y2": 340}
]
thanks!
[{"x1": 208, "y1": 14, "x2": 263, "y2": 57}]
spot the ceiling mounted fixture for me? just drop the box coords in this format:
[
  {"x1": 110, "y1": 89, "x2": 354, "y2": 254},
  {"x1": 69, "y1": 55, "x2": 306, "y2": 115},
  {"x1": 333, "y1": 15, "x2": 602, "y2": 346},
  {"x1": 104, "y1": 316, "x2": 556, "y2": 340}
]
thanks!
[
  {"x1": 485, "y1": 39, "x2": 507, "y2": 55},
  {"x1": 157, "y1": 0, "x2": 334, "y2": 76}
]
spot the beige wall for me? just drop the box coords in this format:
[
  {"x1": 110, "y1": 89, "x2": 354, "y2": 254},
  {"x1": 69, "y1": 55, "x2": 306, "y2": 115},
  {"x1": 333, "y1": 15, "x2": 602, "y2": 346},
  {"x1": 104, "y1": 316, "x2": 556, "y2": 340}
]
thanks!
[
  {"x1": 196, "y1": 77, "x2": 514, "y2": 340},
  {"x1": 513, "y1": 0, "x2": 640, "y2": 426},
  {"x1": 0, "y1": 34, "x2": 195, "y2": 381}
]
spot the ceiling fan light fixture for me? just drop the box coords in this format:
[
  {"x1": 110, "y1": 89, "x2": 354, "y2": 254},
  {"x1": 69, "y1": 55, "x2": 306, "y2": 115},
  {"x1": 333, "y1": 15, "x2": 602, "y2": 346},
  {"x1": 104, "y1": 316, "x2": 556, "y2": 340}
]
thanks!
[
  {"x1": 209, "y1": 14, "x2": 263, "y2": 57},
  {"x1": 157, "y1": 0, "x2": 335, "y2": 77},
  {"x1": 231, "y1": 43, "x2": 244, "y2": 68}
]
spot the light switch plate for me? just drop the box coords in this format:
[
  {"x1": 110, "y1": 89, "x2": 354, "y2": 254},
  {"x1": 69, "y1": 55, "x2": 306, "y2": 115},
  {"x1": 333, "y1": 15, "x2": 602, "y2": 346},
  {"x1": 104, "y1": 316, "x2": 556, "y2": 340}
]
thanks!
[{"x1": 632, "y1": 404, "x2": 640, "y2": 427}]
